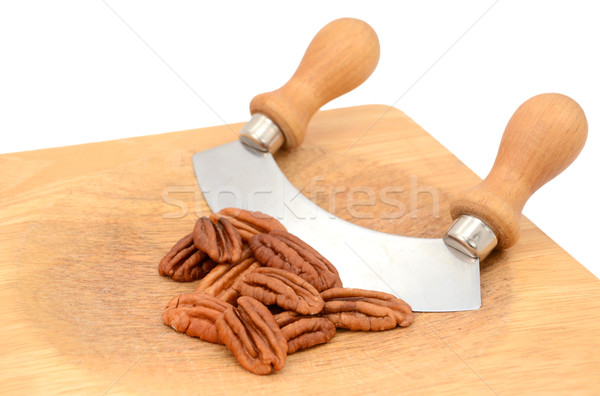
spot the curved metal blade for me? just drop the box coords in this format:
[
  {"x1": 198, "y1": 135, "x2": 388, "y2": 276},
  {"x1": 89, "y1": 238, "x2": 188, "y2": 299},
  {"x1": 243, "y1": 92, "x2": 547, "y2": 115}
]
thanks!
[{"x1": 192, "y1": 141, "x2": 481, "y2": 312}]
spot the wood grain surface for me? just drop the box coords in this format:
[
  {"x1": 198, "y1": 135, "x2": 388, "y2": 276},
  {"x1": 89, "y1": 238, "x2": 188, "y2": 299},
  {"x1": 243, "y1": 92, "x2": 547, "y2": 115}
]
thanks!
[{"x1": 0, "y1": 105, "x2": 598, "y2": 395}]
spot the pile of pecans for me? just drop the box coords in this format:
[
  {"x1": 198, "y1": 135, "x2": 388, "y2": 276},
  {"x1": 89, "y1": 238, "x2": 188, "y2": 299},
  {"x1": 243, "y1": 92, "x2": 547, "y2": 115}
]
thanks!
[{"x1": 159, "y1": 208, "x2": 414, "y2": 375}]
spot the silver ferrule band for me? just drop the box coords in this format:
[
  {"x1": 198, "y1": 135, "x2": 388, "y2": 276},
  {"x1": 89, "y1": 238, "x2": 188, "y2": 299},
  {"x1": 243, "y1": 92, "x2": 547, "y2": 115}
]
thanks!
[
  {"x1": 443, "y1": 215, "x2": 498, "y2": 261},
  {"x1": 239, "y1": 113, "x2": 285, "y2": 153}
]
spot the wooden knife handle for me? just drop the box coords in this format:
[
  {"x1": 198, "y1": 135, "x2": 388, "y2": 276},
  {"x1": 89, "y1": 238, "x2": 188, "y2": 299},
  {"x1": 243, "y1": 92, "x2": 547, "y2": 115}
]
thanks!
[
  {"x1": 249, "y1": 18, "x2": 380, "y2": 149},
  {"x1": 449, "y1": 93, "x2": 587, "y2": 249}
]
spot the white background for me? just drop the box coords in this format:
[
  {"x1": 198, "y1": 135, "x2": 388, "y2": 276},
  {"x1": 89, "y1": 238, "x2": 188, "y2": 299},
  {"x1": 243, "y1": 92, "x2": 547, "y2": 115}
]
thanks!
[{"x1": 1, "y1": 1, "x2": 599, "y2": 278}]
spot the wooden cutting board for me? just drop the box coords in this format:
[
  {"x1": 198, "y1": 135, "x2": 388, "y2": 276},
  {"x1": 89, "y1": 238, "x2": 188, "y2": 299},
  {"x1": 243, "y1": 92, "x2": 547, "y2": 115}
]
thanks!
[{"x1": 1, "y1": 105, "x2": 599, "y2": 395}]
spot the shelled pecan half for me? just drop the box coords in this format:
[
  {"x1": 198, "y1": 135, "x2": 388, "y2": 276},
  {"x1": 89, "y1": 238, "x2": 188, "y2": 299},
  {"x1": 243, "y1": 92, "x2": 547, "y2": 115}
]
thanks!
[
  {"x1": 216, "y1": 296, "x2": 287, "y2": 375},
  {"x1": 162, "y1": 292, "x2": 232, "y2": 344},
  {"x1": 273, "y1": 310, "x2": 301, "y2": 327},
  {"x1": 158, "y1": 233, "x2": 217, "y2": 282},
  {"x1": 249, "y1": 230, "x2": 342, "y2": 292},
  {"x1": 214, "y1": 208, "x2": 287, "y2": 243},
  {"x1": 193, "y1": 216, "x2": 243, "y2": 264},
  {"x1": 274, "y1": 311, "x2": 336, "y2": 354},
  {"x1": 320, "y1": 288, "x2": 414, "y2": 331},
  {"x1": 234, "y1": 267, "x2": 324, "y2": 315},
  {"x1": 195, "y1": 249, "x2": 260, "y2": 305}
]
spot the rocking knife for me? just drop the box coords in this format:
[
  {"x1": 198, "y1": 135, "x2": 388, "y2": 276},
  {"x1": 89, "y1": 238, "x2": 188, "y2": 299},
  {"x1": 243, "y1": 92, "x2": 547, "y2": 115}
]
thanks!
[{"x1": 193, "y1": 19, "x2": 587, "y2": 311}]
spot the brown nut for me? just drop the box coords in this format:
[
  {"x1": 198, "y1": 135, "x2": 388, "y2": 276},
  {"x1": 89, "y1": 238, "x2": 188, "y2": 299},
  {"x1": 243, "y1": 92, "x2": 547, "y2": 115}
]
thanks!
[
  {"x1": 158, "y1": 233, "x2": 216, "y2": 282},
  {"x1": 274, "y1": 310, "x2": 301, "y2": 328},
  {"x1": 214, "y1": 208, "x2": 287, "y2": 243},
  {"x1": 249, "y1": 230, "x2": 342, "y2": 292},
  {"x1": 320, "y1": 288, "x2": 414, "y2": 331},
  {"x1": 162, "y1": 292, "x2": 232, "y2": 344},
  {"x1": 195, "y1": 249, "x2": 261, "y2": 305},
  {"x1": 215, "y1": 296, "x2": 287, "y2": 375},
  {"x1": 234, "y1": 267, "x2": 324, "y2": 315},
  {"x1": 193, "y1": 216, "x2": 243, "y2": 264},
  {"x1": 274, "y1": 312, "x2": 336, "y2": 354}
]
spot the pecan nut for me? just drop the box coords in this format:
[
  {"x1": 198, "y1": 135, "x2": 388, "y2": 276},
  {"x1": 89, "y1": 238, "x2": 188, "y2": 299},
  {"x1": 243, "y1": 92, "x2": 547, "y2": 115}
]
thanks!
[
  {"x1": 158, "y1": 233, "x2": 217, "y2": 282},
  {"x1": 274, "y1": 310, "x2": 301, "y2": 328},
  {"x1": 195, "y1": 249, "x2": 261, "y2": 305},
  {"x1": 215, "y1": 296, "x2": 287, "y2": 375},
  {"x1": 193, "y1": 216, "x2": 243, "y2": 264},
  {"x1": 163, "y1": 292, "x2": 232, "y2": 344},
  {"x1": 249, "y1": 230, "x2": 342, "y2": 292},
  {"x1": 214, "y1": 208, "x2": 287, "y2": 243},
  {"x1": 320, "y1": 288, "x2": 414, "y2": 331},
  {"x1": 274, "y1": 312, "x2": 336, "y2": 354},
  {"x1": 234, "y1": 267, "x2": 324, "y2": 315}
]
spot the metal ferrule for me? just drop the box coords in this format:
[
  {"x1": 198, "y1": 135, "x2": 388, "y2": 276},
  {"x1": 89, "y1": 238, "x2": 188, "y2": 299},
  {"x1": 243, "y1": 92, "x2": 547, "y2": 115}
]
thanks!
[
  {"x1": 239, "y1": 113, "x2": 285, "y2": 153},
  {"x1": 443, "y1": 215, "x2": 498, "y2": 261}
]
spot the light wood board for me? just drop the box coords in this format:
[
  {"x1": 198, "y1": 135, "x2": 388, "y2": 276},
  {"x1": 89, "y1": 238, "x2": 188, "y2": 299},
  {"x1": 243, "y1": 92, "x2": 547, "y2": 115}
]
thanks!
[{"x1": 1, "y1": 105, "x2": 598, "y2": 395}]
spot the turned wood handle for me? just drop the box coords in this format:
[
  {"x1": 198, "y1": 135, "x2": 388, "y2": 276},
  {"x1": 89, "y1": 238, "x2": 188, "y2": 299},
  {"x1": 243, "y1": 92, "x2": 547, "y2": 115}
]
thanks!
[
  {"x1": 250, "y1": 18, "x2": 380, "y2": 149},
  {"x1": 450, "y1": 93, "x2": 587, "y2": 249}
]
